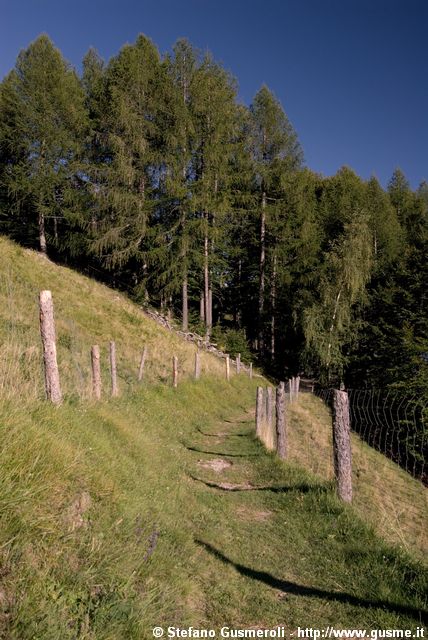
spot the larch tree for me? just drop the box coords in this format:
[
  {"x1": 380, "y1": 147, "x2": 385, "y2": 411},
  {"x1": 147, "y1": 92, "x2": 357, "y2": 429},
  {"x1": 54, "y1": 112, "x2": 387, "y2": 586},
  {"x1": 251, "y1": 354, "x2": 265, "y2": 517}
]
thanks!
[
  {"x1": 151, "y1": 39, "x2": 199, "y2": 329},
  {"x1": 249, "y1": 85, "x2": 303, "y2": 356},
  {"x1": 189, "y1": 55, "x2": 239, "y2": 339},
  {"x1": 0, "y1": 35, "x2": 87, "y2": 254},
  {"x1": 90, "y1": 35, "x2": 164, "y2": 294}
]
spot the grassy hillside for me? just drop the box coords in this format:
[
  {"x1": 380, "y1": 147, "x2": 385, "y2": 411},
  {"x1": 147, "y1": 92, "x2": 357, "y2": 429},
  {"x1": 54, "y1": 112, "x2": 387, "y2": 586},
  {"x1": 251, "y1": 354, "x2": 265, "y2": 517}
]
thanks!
[
  {"x1": 287, "y1": 395, "x2": 427, "y2": 561},
  {"x1": 0, "y1": 236, "x2": 226, "y2": 402},
  {"x1": 0, "y1": 236, "x2": 427, "y2": 638}
]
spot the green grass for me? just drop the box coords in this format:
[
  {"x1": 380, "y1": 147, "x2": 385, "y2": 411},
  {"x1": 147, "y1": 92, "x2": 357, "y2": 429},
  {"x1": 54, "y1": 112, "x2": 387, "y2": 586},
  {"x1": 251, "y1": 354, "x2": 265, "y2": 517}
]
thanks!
[
  {"x1": 0, "y1": 235, "x2": 427, "y2": 637},
  {"x1": 287, "y1": 394, "x2": 428, "y2": 561},
  {"x1": 0, "y1": 236, "x2": 228, "y2": 401}
]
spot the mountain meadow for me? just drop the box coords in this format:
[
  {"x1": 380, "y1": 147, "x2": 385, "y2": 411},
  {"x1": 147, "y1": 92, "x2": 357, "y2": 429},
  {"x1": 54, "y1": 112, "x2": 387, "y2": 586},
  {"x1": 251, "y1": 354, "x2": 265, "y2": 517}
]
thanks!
[{"x1": 0, "y1": 33, "x2": 427, "y2": 638}]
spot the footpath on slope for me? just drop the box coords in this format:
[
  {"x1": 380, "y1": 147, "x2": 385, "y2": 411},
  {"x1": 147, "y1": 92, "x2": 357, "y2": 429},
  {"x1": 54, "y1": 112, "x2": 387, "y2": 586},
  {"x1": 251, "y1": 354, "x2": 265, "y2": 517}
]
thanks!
[{"x1": 180, "y1": 409, "x2": 428, "y2": 632}]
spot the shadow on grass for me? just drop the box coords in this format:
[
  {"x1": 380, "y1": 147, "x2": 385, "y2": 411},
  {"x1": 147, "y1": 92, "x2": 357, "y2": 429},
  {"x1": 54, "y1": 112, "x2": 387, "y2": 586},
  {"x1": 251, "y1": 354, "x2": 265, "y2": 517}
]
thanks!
[
  {"x1": 196, "y1": 427, "x2": 250, "y2": 438},
  {"x1": 195, "y1": 540, "x2": 428, "y2": 623},
  {"x1": 189, "y1": 474, "x2": 327, "y2": 493},
  {"x1": 185, "y1": 445, "x2": 260, "y2": 458}
]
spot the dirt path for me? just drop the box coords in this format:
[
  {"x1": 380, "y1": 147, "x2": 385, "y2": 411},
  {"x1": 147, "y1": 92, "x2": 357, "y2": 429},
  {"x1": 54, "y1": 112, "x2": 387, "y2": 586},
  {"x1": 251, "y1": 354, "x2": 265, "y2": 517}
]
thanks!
[{"x1": 182, "y1": 408, "x2": 427, "y2": 630}]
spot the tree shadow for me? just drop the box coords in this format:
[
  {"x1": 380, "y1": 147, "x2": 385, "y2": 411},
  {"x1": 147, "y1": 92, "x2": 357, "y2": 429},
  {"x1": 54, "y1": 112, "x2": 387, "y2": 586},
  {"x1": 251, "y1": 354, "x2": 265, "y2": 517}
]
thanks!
[
  {"x1": 189, "y1": 474, "x2": 326, "y2": 493},
  {"x1": 195, "y1": 540, "x2": 427, "y2": 623},
  {"x1": 196, "y1": 427, "x2": 250, "y2": 438},
  {"x1": 185, "y1": 445, "x2": 260, "y2": 458}
]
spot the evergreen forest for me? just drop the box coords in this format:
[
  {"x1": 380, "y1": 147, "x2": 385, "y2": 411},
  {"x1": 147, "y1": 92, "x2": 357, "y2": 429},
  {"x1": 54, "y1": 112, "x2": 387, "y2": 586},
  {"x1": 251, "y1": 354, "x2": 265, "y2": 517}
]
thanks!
[{"x1": 1, "y1": 34, "x2": 427, "y2": 395}]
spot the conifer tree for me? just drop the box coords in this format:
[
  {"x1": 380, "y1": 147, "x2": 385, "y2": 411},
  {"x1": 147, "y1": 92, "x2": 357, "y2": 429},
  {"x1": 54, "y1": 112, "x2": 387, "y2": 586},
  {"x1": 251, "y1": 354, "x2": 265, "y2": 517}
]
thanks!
[
  {"x1": 90, "y1": 35, "x2": 164, "y2": 294},
  {"x1": 249, "y1": 86, "x2": 303, "y2": 355},
  {"x1": 0, "y1": 35, "x2": 87, "y2": 254},
  {"x1": 150, "y1": 39, "x2": 199, "y2": 329},
  {"x1": 189, "y1": 55, "x2": 239, "y2": 338}
]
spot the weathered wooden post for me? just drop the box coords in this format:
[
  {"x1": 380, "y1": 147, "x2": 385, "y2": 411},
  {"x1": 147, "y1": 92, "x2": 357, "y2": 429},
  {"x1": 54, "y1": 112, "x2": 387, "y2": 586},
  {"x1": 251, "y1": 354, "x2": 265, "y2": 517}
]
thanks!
[
  {"x1": 109, "y1": 341, "x2": 119, "y2": 397},
  {"x1": 173, "y1": 356, "x2": 178, "y2": 388},
  {"x1": 194, "y1": 351, "x2": 201, "y2": 380},
  {"x1": 138, "y1": 346, "x2": 147, "y2": 381},
  {"x1": 265, "y1": 386, "x2": 274, "y2": 450},
  {"x1": 332, "y1": 389, "x2": 353, "y2": 503},
  {"x1": 91, "y1": 345, "x2": 101, "y2": 400},
  {"x1": 296, "y1": 375, "x2": 300, "y2": 399},
  {"x1": 288, "y1": 378, "x2": 293, "y2": 403},
  {"x1": 276, "y1": 381, "x2": 287, "y2": 459},
  {"x1": 225, "y1": 355, "x2": 230, "y2": 381},
  {"x1": 256, "y1": 386, "x2": 264, "y2": 438},
  {"x1": 249, "y1": 363, "x2": 253, "y2": 379},
  {"x1": 236, "y1": 353, "x2": 241, "y2": 374},
  {"x1": 39, "y1": 290, "x2": 62, "y2": 405}
]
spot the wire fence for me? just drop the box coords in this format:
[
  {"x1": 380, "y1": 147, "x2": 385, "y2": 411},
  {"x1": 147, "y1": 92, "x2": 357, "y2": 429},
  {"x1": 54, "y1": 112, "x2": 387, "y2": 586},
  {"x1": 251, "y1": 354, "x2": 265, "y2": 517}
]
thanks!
[{"x1": 315, "y1": 387, "x2": 427, "y2": 486}]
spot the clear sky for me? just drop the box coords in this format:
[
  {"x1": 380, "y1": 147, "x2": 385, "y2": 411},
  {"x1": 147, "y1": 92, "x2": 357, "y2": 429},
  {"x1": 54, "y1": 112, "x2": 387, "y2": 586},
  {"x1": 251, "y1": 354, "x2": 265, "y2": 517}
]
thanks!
[{"x1": 1, "y1": 0, "x2": 427, "y2": 189}]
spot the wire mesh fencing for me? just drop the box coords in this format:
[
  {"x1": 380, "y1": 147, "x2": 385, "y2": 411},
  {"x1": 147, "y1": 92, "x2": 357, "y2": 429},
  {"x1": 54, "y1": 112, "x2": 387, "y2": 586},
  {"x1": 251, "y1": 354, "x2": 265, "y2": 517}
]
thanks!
[{"x1": 315, "y1": 387, "x2": 427, "y2": 486}]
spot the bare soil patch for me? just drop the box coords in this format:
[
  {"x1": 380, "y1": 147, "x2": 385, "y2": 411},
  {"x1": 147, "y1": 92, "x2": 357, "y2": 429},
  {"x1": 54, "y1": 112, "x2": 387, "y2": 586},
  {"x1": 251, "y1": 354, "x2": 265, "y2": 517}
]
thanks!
[{"x1": 197, "y1": 458, "x2": 232, "y2": 473}]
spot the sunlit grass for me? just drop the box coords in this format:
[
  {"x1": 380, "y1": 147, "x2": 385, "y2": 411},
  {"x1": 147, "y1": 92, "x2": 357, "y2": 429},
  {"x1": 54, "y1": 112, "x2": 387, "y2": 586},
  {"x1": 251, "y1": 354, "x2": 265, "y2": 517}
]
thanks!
[
  {"x1": 0, "y1": 235, "x2": 426, "y2": 637},
  {"x1": 288, "y1": 394, "x2": 428, "y2": 561}
]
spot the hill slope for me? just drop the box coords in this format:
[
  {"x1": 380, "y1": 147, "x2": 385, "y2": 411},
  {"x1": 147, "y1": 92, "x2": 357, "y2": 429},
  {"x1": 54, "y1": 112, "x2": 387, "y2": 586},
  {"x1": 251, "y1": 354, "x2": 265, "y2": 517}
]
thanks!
[{"x1": 0, "y1": 236, "x2": 426, "y2": 638}]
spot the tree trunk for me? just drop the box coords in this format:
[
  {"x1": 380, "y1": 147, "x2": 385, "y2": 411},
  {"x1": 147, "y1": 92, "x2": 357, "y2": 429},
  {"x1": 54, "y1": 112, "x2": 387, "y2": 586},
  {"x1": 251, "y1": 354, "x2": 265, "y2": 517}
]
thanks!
[
  {"x1": 237, "y1": 257, "x2": 242, "y2": 327},
  {"x1": 182, "y1": 272, "x2": 188, "y2": 331},
  {"x1": 271, "y1": 252, "x2": 277, "y2": 360},
  {"x1": 208, "y1": 288, "x2": 212, "y2": 328},
  {"x1": 204, "y1": 213, "x2": 211, "y2": 340},
  {"x1": 258, "y1": 190, "x2": 266, "y2": 353},
  {"x1": 39, "y1": 210, "x2": 47, "y2": 255}
]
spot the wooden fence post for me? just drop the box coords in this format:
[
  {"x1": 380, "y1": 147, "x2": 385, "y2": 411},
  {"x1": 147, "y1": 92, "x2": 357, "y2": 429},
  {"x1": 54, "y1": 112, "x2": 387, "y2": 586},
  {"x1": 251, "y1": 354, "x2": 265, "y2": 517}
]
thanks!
[
  {"x1": 39, "y1": 290, "x2": 62, "y2": 405},
  {"x1": 138, "y1": 346, "x2": 147, "y2": 381},
  {"x1": 276, "y1": 381, "x2": 287, "y2": 459},
  {"x1": 173, "y1": 356, "x2": 178, "y2": 388},
  {"x1": 332, "y1": 389, "x2": 353, "y2": 503},
  {"x1": 225, "y1": 355, "x2": 230, "y2": 381},
  {"x1": 249, "y1": 363, "x2": 253, "y2": 379},
  {"x1": 288, "y1": 378, "x2": 293, "y2": 403},
  {"x1": 265, "y1": 386, "x2": 274, "y2": 449},
  {"x1": 236, "y1": 353, "x2": 241, "y2": 374},
  {"x1": 296, "y1": 375, "x2": 300, "y2": 398},
  {"x1": 109, "y1": 341, "x2": 119, "y2": 397},
  {"x1": 91, "y1": 345, "x2": 101, "y2": 400},
  {"x1": 256, "y1": 386, "x2": 264, "y2": 438},
  {"x1": 194, "y1": 351, "x2": 201, "y2": 380}
]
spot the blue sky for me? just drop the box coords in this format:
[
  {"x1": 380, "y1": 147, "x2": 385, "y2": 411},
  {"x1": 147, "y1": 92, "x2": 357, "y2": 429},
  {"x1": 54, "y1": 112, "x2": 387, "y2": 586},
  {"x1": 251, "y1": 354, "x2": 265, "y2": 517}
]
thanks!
[{"x1": 1, "y1": 0, "x2": 427, "y2": 189}]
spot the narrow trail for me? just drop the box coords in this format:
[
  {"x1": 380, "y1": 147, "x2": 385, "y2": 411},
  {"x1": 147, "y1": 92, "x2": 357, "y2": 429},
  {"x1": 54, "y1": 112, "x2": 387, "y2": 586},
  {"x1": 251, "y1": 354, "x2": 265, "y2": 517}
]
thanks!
[{"x1": 181, "y1": 408, "x2": 428, "y2": 629}]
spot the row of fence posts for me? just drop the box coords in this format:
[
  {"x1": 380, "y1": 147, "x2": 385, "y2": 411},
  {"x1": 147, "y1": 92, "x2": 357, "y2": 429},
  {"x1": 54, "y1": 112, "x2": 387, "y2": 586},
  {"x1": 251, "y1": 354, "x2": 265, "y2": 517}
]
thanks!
[
  {"x1": 40, "y1": 290, "x2": 352, "y2": 502},
  {"x1": 39, "y1": 291, "x2": 253, "y2": 405},
  {"x1": 255, "y1": 382, "x2": 352, "y2": 503}
]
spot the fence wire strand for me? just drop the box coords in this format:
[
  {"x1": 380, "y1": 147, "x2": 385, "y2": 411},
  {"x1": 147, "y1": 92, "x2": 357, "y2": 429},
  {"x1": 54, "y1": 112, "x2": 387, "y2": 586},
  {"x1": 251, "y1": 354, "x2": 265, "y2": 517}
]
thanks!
[{"x1": 315, "y1": 387, "x2": 427, "y2": 485}]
